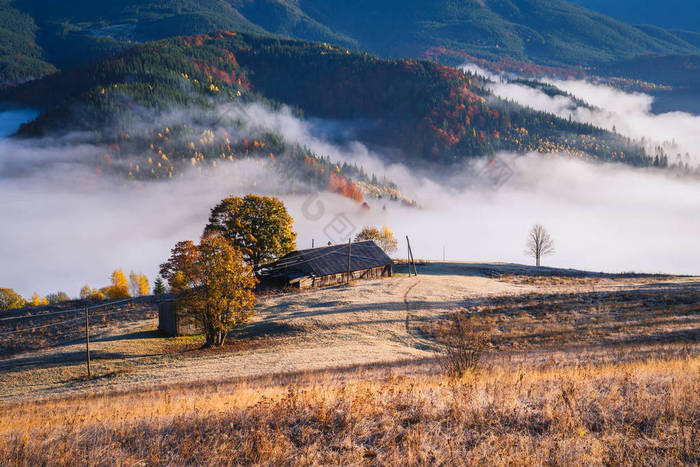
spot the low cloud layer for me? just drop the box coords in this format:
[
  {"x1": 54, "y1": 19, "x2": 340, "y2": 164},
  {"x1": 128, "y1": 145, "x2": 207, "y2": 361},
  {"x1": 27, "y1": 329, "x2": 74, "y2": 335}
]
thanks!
[
  {"x1": 1, "y1": 94, "x2": 699, "y2": 297},
  {"x1": 462, "y1": 64, "x2": 700, "y2": 167},
  {"x1": 0, "y1": 150, "x2": 281, "y2": 297}
]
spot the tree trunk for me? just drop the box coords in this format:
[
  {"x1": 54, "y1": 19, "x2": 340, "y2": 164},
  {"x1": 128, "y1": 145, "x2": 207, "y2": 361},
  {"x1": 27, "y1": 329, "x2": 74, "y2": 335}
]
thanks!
[
  {"x1": 204, "y1": 322, "x2": 216, "y2": 347},
  {"x1": 207, "y1": 329, "x2": 225, "y2": 346}
]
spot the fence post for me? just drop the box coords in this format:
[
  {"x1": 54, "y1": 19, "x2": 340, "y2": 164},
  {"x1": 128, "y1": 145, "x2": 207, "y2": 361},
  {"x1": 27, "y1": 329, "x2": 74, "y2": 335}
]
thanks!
[
  {"x1": 85, "y1": 306, "x2": 91, "y2": 378},
  {"x1": 347, "y1": 238, "x2": 352, "y2": 284}
]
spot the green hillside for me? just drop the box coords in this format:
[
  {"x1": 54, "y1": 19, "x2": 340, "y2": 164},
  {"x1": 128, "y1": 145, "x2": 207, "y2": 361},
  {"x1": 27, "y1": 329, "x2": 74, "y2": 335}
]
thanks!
[
  {"x1": 294, "y1": 0, "x2": 700, "y2": 64},
  {"x1": 3, "y1": 31, "x2": 656, "y2": 171},
  {"x1": 0, "y1": 0, "x2": 55, "y2": 83},
  {"x1": 2, "y1": 0, "x2": 700, "y2": 84}
]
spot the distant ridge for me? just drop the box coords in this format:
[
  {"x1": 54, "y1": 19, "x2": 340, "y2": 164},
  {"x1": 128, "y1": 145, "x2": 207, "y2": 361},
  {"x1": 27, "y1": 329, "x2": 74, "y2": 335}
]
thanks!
[{"x1": 2, "y1": 0, "x2": 700, "y2": 84}]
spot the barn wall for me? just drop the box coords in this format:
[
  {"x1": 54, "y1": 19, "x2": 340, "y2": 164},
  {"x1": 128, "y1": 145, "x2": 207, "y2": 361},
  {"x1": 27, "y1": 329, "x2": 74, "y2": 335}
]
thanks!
[
  {"x1": 158, "y1": 299, "x2": 203, "y2": 336},
  {"x1": 176, "y1": 310, "x2": 202, "y2": 336},
  {"x1": 158, "y1": 300, "x2": 177, "y2": 336},
  {"x1": 303, "y1": 265, "x2": 392, "y2": 289}
]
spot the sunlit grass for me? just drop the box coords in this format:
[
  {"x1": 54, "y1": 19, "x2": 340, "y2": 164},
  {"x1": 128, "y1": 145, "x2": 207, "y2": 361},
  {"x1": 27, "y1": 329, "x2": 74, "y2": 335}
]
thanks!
[{"x1": 0, "y1": 351, "x2": 697, "y2": 465}]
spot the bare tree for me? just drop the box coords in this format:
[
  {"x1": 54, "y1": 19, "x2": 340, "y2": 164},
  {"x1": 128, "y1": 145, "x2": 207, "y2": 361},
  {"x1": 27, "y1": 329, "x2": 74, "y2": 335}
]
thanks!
[{"x1": 526, "y1": 224, "x2": 555, "y2": 267}]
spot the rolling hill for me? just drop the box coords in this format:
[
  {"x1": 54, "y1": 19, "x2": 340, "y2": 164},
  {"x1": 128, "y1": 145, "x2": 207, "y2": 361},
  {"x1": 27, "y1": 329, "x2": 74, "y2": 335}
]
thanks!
[{"x1": 2, "y1": 0, "x2": 700, "y2": 85}]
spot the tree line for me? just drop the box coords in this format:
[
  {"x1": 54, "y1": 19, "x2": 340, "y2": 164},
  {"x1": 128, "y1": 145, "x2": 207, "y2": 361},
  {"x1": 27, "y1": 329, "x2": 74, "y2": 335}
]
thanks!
[{"x1": 0, "y1": 269, "x2": 156, "y2": 311}]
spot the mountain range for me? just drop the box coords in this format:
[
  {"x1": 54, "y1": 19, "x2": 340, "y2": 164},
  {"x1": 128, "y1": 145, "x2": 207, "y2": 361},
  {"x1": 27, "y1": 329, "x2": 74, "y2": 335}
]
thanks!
[{"x1": 2, "y1": 0, "x2": 700, "y2": 85}]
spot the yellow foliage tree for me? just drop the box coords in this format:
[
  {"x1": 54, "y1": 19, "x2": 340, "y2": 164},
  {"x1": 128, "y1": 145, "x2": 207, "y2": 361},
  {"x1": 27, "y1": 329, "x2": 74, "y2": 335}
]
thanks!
[
  {"x1": 80, "y1": 284, "x2": 106, "y2": 301},
  {"x1": 90, "y1": 289, "x2": 106, "y2": 301},
  {"x1": 129, "y1": 271, "x2": 150, "y2": 297},
  {"x1": 380, "y1": 226, "x2": 398, "y2": 253},
  {"x1": 354, "y1": 225, "x2": 398, "y2": 254},
  {"x1": 29, "y1": 293, "x2": 49, "y2": 307},
  {"x1": 0, "y1": 288, "x2": 26, "y2": 311},
  {"x1": 79, "y1": 285, "x2": 92, "y2": 300},
  {"x1": 107, "y1": 269, "x2": 130, "y2": 299}
]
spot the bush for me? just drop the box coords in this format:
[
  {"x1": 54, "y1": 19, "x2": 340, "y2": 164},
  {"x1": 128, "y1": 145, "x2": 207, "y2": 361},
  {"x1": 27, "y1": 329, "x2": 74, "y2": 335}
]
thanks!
[
  {"x1": 79, "y1": 285, "x2": 106, "y2": 302},
  {"x1": 438, "y1": 313, "x2": 490, "y2": 379},
  {"x1": 47, "y1": 291, "x2": 70, "y2": 304}
]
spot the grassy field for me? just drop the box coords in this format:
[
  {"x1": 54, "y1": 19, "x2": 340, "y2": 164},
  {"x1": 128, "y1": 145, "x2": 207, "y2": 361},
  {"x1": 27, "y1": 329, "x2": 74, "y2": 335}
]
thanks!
[{"x1": 0, "y1": 262, "x2": 698, "y2": 465}]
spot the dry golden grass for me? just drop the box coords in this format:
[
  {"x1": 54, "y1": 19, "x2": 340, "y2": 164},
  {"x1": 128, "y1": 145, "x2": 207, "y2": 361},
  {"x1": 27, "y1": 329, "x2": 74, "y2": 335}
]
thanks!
[
  {"x1": 494, "y1": 274, "x2": 671, "y2": 288},
  {"x1": 1, "y1": 352, "x2": 697, "y2": 465},
  {"x1": 1, "y1": 265, "x2": 698, "y2": 465},
  {"x1": 418, "y1": 285, "x2": 700, "y2": 351}
]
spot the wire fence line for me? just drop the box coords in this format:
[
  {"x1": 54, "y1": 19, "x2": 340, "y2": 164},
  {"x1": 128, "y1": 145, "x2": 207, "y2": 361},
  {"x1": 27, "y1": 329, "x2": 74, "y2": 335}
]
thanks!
[
  {"x1": 0, "y1": 298, "x2": 135, "y2": 323},
  {"x1": 0, "y1": 301, "x2": 147, "y2": 337},
  {"x1": 0, "y1": 316, "x2": 86, "y2": 337},
  {"x1": 0, "y1": 297, "x2": 160, "y2": 359}
]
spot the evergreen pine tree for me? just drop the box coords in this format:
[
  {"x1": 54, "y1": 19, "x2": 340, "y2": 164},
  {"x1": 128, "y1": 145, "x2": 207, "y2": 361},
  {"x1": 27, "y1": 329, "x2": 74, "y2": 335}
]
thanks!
[{"x1": 153, "y1": 276, "x2": 166, "y2": 295}]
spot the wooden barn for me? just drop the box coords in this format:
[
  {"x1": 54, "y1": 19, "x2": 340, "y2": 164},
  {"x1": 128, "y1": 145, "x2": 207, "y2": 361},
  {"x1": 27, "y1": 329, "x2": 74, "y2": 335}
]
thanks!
[
  {"x1": 157, "y1": 296, "x2": 203, "y2": 337},
  {"x1": 257, "y1": 240, "x2": 393, "y2": 289}
]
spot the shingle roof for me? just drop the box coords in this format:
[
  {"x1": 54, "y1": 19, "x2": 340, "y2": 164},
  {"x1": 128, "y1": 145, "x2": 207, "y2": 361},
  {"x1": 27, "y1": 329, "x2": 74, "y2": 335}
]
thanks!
[{"x1": 258, "y1": 241, "x2": 393, "y2": 280}]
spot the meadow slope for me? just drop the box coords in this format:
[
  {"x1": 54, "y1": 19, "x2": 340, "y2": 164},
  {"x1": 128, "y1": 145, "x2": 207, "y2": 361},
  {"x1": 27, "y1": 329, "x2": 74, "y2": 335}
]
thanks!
[{"x1": 0, "y1": 262, "x2": 698, "y2": 465}]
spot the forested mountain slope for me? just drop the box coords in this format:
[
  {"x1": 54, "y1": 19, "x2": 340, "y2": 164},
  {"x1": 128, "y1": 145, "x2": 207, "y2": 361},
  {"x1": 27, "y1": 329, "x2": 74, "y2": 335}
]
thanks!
[
  {"x1": 289, "y1": 0, "x2": 700, "y2": 64},
  {"x1": 0, "y1": 0, "x2": 56, "y2": 82},
  {"x1": 2, "y1": 0, "x2": 700, "y2": 84},
  {"x1": 4, "y1": 31, "x2": 654, "y2": 171}
]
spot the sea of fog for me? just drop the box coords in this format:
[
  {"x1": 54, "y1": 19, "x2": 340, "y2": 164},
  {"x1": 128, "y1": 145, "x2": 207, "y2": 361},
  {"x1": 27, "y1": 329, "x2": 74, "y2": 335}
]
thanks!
[{"x1": 1, "y1": 78, "x2": 699, "y2": 298}]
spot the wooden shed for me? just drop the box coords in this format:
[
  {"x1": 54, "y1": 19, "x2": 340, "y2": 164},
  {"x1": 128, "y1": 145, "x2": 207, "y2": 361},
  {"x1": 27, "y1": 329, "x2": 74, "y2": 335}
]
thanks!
[
  {"x1": 257, "y1": 240, "x2": 393, "y2": 289},
  {"x1": 157, "y1": 296, "x2": 203, "y2": 337}
]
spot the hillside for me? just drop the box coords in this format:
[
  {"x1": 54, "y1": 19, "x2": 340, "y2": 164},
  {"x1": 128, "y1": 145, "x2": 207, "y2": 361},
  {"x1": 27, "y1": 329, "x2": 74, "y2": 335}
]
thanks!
[
  {"x1": 2, "y1": 0, "x2": 700, "y2": 84},
  {"x1": 290, "y1": 0, "x2": 700, "y2": 65},
  {"x1": 0, "y1": 0, "x2": 56, "y2": 83},
  {"x1": 3, "y1": 31, "x2": 656, "y2": 172},
  {"x1": 1, "y1": 263, "x2": 698, "y2": 463}
]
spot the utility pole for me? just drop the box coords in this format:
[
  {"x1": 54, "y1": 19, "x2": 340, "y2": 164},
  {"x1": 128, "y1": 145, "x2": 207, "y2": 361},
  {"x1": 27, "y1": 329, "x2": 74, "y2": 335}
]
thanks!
[
  {"x1": 443, "y1": 245, "x2": 445, "y2": 261},
  {"x1": 347, "y1": 238, "x2": 352, "y2": 284},
  {"x1": 312, "y1": 238, "x2": 315, "y2": 248},
  {"x1": 407, "y1": 237, "x2": 411, "y2": 276},
  {"x1": 406, "y1": 236, "x2": 418, "y2": 276},
  {"x1": 85, "y1": 306, "x2": 91, "y2": 378}
]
